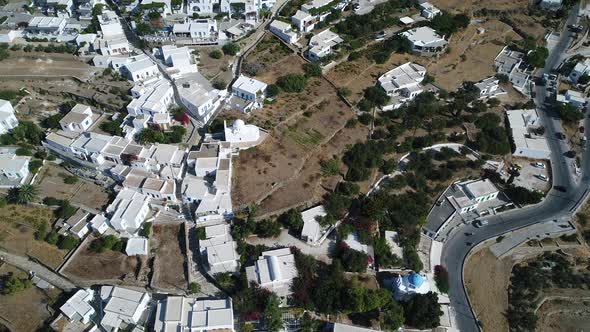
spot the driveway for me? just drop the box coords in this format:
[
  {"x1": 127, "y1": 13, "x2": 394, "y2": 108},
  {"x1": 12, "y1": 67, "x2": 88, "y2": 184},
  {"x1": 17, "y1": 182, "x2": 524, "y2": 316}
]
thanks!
[
  {"x1": 0, "y1": 249, "x2": 76, "y2": 291},
  {"x1": 245, "y1": 229, "x2": 336, "y2": 263}
]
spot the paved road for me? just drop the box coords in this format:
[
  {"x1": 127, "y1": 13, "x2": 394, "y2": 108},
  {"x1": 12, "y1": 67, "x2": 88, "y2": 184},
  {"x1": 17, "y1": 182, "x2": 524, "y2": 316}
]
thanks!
[
  {"x1": 0, "y1": 249, "x2": 76, "y2": 291},
  {"x1": 441, "y1": 4, "x2": 589, "y2": 331}
]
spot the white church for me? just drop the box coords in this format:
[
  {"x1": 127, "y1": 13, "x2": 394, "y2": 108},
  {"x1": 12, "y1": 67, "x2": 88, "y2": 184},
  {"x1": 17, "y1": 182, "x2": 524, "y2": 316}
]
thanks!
[
  {"x1": 223, "y1": 120, "x2": 261, "y2": 148},
  {"x1": 393, "y1": 272, "x2": 431, "y2": 301}
]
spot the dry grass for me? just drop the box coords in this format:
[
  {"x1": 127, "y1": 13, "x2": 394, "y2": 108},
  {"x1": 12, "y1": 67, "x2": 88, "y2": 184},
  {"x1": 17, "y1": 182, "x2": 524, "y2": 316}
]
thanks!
[
  {"x1": 62, "y1": 234, "x2": 148, "y2": 285},
  {"x1": 464, "y1": 247, "x2": 514, "y2": 331},
  {"x1": 35, "y1": 163, "x2": 110, "y2": 210},
  {"x1": 0, "y1": 204, "x2": 67, "y2": 269},
  {"x1": 151, "y1": 223, "x2": 188, "y2": 291},
  {"x1": 0, "y1": 264, "x2": 62, "y2": 332}
]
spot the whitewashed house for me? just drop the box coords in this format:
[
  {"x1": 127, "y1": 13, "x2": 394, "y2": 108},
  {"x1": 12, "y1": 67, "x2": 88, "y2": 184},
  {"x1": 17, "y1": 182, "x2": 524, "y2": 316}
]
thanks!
[
  {"x1": 419, "y1": 2, "x2": 441, "y2": 19},
  {"x1": 245, "y1": 248, "x2": 297, "y2": 300},
  {"x1": 177, "y1": 73, "x2": 224, "y2": 123},
  {"x1": 125, "y1": 237, "x2": 149, "y2": 256},
  {"x1": 106, "y1": 188, "x2": 151, "y2": 235},
  {"x1": 556, "y1": 90, "x2": 586, "y2": 108},
  {"x1": 0, "y1": 99, "x2": 18, "y2": 134},
  {"x1": 154, "y1": 297, "x2": 235, "y2": 332},
  {"x1": 100, "y1": 286, "x2": 150, "y2": 331},
  {"x1": 127, "y1": 79, "x2": 174, "y2": 124},
  {"x1": 402, "y1": 27, "x2": 448, "y2": 56},
  {"x1": 569, "y1": 58, "x2": 590, "y2": 83},
  {"x1": 60, "y1": 289, "x2": 95, "y2": 324},
  {"x1": 199, "y1": 224, "x2": 240, "y2": 274},
  {"x1": 308, "y1": 29, "x2": 343, "y2": 62},
  {"x1": 269, "y1": 20, "x2": 298, "y2": 44},
  {"x1": 378, "y1": 62, "x2": 427, "y2": 110},
  {"x1": 0, "y1": 153, "x2": 30, "y2": 183},
  {"x1": 223, "y1": 120, "x2": 260, "y2": 146},
  {"x1": 45, "y1": 0, "x2": 75, "y2": 17},
  {"x1": 292, "y1": 10, "x2": 314, "y2": 32},
  {"x1": 94, "y1": 10, "x2": 130, "y2": 56},
  {"x1": 56, "y1": 209, "x2": 91, "y2": 239},
  {"x1": 507, "y1": 109, "x2": 551, "y2": 159},
  {"x1": 494, "y1": 46, "x2": 531, "y2": 94},
  {"x1": 475, "y1": 77, "x2": 506, "y2": 99},
  {"x1": 300, "y1": 205, "x2": 329, "y2": 246},
  {"x1": 231, "y1": 75, "x2": 267, "y2": 111},
  {"x1": 26, "y1": 17, "x2": 67, "y2": 35},
  {"x1": 156, "y1": 45, "x2": 197, "y2": 76},
  {"x1": 60, "y1": 104, "x2": 94, "y2": 132},
  {"x1": 173, "y1": 19, "x2": 219, "y2": 44}
]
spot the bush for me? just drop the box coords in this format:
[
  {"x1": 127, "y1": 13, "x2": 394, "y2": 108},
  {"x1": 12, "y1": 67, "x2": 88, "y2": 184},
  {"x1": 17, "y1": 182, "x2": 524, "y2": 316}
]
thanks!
[
  {"x1": 212, "y1": 79, "x2": 227, "y2": 90},
  {"x1": 209, "y1": 50, "x2": 223, "y2": 59},
  {"x1": 320, "y1": 158, "x2": 340, "y2": 176},
  {"x1": 222, "y1": 42, "x2": 240, "y2": 56},
  {"x1": 402, "y1": 292, "x2": 442, "y2": 329},
  {"x1": 266, "y1": 84, "x2": 280, "y2": 98},
  {"x1": 63, "y1": 175, "x2": 78, "y2": 184},
  {"x1": 504, "y1": 186, "x2": 544, "y2": 206},
  {"x1": 434, "y1": 265, "x2": 449, "y2": 293},
  {"x1": 278, "y1": 209, "x2": 303, "y2": 232},
  {"x1": 255, "y1": 219, "x2": 282, "y2": 238},
  {"x1": 58, "y1": 235, "x2": 79, "y2": 250},
  {"x1": 189, "y1": 282, "x2": 201, "y2": 294},
  {"x1": 303, "y1": 63, "x2": 322, "y2": 77},
  {"x1": 0, "y1": 273, "x2": 32, "y2": 295},
  {"x1": 276, "y1": 74, "x2": 307, "y2": 93},
  {"x1": 28, "y1": 159, "x2": 43, "y2": 173},
  {"x1": 140, "y1": 222, "x2": 152, "y2": 237},
  {"x1": 338, "y1": 244, "x2": 369, "y2": 272},
  {"x1": 15, "y1": 147, "x2": 33, "y2": 156},
  {"x1": 89, "y1": 235, "x2": 122, "y2": 253}
]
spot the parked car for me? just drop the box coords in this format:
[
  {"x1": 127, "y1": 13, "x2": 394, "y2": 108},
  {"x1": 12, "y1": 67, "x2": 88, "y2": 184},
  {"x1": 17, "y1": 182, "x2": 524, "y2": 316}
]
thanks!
[
  {"x1": 537, "y1": 174, "x2": 549, "y2": 182},
  {"x1": 554, "y1": 185, "x2": 567, "y2": 192},
  {"x1": 374, "y1": 31, "x2": 386, "y2": 40},
  {"x1": 533, "y1": 162, "x2": 546, "y2": 169},
  {"x1": 556, "y1": 132, "x2": 566, "y2": 140}
]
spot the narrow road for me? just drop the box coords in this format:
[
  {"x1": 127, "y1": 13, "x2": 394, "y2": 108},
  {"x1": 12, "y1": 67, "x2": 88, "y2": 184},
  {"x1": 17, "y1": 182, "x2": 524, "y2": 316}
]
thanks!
[
  {"x1": 0, "y1": 249, "x2": 76, "y2": 291},
  {"x1": 442, "y1": 4, "x2": 586, "y2": 331}
]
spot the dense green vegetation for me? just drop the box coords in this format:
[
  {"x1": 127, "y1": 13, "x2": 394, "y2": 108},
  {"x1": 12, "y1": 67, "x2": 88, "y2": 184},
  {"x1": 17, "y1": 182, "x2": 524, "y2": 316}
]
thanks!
[
  {"x1": 136, "y1": 126, "x2": 186, "y2": 144},
  {"x1": 276, "y1": 74, "x2": 308, "y2": 93}
]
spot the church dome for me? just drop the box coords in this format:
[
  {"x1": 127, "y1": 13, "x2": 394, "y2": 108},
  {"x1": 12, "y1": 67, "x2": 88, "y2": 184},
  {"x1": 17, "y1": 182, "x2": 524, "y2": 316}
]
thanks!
[
  {"x1": 233, "y1": 119, "x2": 245, "y2": 131},
  {"x1": 408, "y1": 272, "x2": 424, "y2": 288}
]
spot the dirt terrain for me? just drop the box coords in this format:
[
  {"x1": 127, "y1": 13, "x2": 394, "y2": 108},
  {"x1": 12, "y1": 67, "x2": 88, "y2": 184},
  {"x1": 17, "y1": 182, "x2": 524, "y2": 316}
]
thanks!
[
  {"x1": 151, "y1": 223, "x2": 188, "y2": 291},
  {"x1": 228, "y1": 35, "x2": 368, "y2": 216},
  {"x1": 0, "y1": 264, "x2": 62, "y2": 332},
  {"x1": 62, "y1": 235, "x2": 148, "y2": 286},
  {"x1": 0, "y1": 204, "x2": 67, "y2": 269},
  {"x1": 464, "y1": 247, "x2": 513, "y2": 331},
  {"x1": 35, "y1": 163, "x2": 110, "y2": 210}
]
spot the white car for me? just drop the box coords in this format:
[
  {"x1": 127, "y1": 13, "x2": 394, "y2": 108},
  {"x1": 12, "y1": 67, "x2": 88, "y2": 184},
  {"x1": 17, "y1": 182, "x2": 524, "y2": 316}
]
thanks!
[
  {"x1": 533, "y1": 162, "x2": 546, "y2": 169},
  {"x1": 475, "y1": 219, "x2": 489, "y2": 227},
  {"x1": 537, "y1": 174, "x2": 549, "y2": 182}
]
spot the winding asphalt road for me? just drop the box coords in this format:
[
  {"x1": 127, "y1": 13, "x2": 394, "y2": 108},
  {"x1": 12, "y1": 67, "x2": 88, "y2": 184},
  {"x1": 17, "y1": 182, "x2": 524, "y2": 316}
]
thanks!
[{"x1": 441, "y1": 4, "x2": 590, "y2": 331}]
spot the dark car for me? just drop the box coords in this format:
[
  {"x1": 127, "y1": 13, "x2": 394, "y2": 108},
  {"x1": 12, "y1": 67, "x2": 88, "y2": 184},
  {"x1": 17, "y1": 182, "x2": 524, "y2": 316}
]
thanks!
[
  {"x1": 554, "y1": 185, "x2": 567, "y2": 193},
  {"x1": 565, "y1": 150, "x2": 577, "y2": 158},
  {"x1": 556, "y1": 132, "x2": 566, "y2": 140}
]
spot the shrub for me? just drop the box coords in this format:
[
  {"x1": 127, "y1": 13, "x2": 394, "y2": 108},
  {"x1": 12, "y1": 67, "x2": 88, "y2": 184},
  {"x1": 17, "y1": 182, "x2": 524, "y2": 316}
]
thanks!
[
  {"x1": 212, "y1": 79, "x2": 227, "y2": 90},
  {"x1": 266, "y1": 84, "x2": 280, "y2": 98},
  {"x1": 222, "y1": 42, "x2": 240, "y2": 56},
  {"x1": 140, "y1": 222, "x2": 152, "y2": 237},
  {"x1": 28, "y1": 159, "x2": 43, "y2": 173},
  {"x1": 189, "y1": 282, "x2": 201, "y2": 294},
  {"x1": 255, "y1": 219, "x2": 282, "y2": 238},
  {"x1": 15, "y1": 147, "x2": 33, "y2": 156},
  {"x1": 320, "y1": 158, "x2": 340, "y2": 176},
  {"x1": 209, "y1": 50, "x2": 223, "y2": 59},
  {"x1": 58, "y1": 235, "x2": 79, "y2": 250},
  {"x1": 63, "y1": 175, "x2": 78, "y2": 184},
  {"x1": 303, "y1": 63, "x2": 322, "y2": 77},
  {"x1": 278, "y1": 209, "x2": 303, "y2": 232},
  {"x1": 276, "y1": 74, "x2": 307, "y2": 93},
  {"x1": 434, "y1": 265, "x2": 449, "y2": 293}
]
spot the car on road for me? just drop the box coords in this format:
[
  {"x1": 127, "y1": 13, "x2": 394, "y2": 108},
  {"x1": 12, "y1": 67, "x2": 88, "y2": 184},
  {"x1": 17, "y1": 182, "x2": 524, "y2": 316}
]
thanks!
[
  {"x1": 556, "y1": 132, "x2": 566, "y2": 140},
  {"x1": 553, "y1": 185, "x2": 567, "y2": 192},
  {"x1": 374, "y1": 31, "x2": 386, "y2": 40},
  {"x1": 533, "y1": 162, "x2": 546, "y2": 169},
  {"x1": 474, "y1": 219, "x2": 489, "y2": 227},
  {"x1": 353, "y1": 3, "x2": 360, "y2": 10},
  {"x1": 565, "y1": 150, "x2": 577, "y2": 158}
]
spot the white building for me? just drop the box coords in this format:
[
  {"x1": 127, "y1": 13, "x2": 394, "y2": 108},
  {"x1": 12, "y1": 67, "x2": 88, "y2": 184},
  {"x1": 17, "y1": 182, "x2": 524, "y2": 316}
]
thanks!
[
  {"x1": 393, "y1": 272, "x2": 431, "y2": 301},
  {"x1": 127, "y1": 79, "x2": 174, "y2": 124},
  {"x1": 100, "y1": 286, "x2": 150, "y2": 331},
  {"x1": 378, "y1": 62, "x2": 427, "y2": 110},
  {"x1": 300, "y1": 205, "x2": 329, "y2": 246},
  {"x1": 0, "y1": 99, "x2": 18, "y2": 134},
  {"x1": 447, "y1": 179, "x2": 500, "y2": 214},
  {"x1": 199, "y1": 223, "x2": 240, "y2": 274},
  {"x1": 231, "y1": 75, "x2": 267, "y2": 111},
  {"x1": 419, "y1": 2, "x2": 441, "y2": 19},
  {"x1": 173, "y1": 19, "x2": 219, "y2": 44},
  {"x1": 56, "y1": 208, "x2": 91, "y2": 239},
  {"x1": 154, "y1": 297, "x2": 235, "y2": 332},
  {"x1": 77, "y1": 0, "x2": 105, "y2": 20},
  {"x1": 556, "y1": 89, "x2": 586, "y2": 108},
  {"x1": 90, "y1": 214, "x2": 109, "y2": 234},
  {"x1": 94, "y1": 10, "x2": 130, "y2": 56},
  {"x1": 126, "y1": 237, "x2": 149, "y2": 255},
  {"x1": 507, "y1": 109, "x2": 551, "y2": 159},
  {"x1": 45, "y1": 0, "x2": 74, "y2": 17},
  {"x1": 269, "y1": 20, "x2": 298, "y2": 44},
  {"x1": 156, "y1": 45, "x2": 197, "y2": 76},
  {"x1": 245, "y1": 248, "x2": 297, "y2": 300},
  {"x1": 106, "y1": 188, "x2": 151, "y2": 235},
  {"x1": 177, "y1": 73, "x2": 225, "y2": 123},
  {"x1": 291, "y1": 10, "x2": 314, "y2": 32},
  {"x1": 494, "y1": 46, "x2": 531, "y2": 94},
  {"x1": 223, "y1": 120, "x2": 260, "y2": 146},
  {"x1": 474, "y1": 77, "x2": 506, "y2": 99},
  {"x1": 0, "y1": 153, "x2": 30, "y2": 183},
  {"x1": 401, "y1": 27, "x2": 448, "y2": 56},
  {"x1": 60, "y1": 104, "x2": 94, "y2": 132},
  {"x1": 308, "y1": 29, "x2": 343, "y2": 62},
  {"x1": 93, "y1": 54, "x2": 160, "y2": 82},
  {"x1": 569, "y1": 58, "x2": 590, "y2": 83},
  {"x1": 26, "y1": 17, "x2": 67, "y2": 35},
  {"x1": 60, "y1": 289, "x2": 95, "y2": 325}
]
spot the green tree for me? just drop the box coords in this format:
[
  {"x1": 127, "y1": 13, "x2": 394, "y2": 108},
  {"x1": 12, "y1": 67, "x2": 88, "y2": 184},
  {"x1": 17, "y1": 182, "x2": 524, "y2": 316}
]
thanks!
[
  {"x1": 382, "y1": 301, "x2": 405, "y2": 331},
  {"x1": 0, "y1": 273, "x2": 32, "y2": 295},
  {"x1": 263, "y1": 294, "x2": 283, "y2": 332},
  {"x1": 557, "y1": 103, "x2": 584, "y2": 124},
  {"x1": 256, "y1": 219, "x2": 282, "y2": 238},
  {"x1": 279, "y1": 209, "x2": 304, "y2": 232},
  {"x1": 320, "y1": 158, "x2": 340, "y2": 176},
  {"x1": 58, "y1": 235, "x2": 79, "y2": 250},
  {"x1": 526, "y1": 46, "x2": 549, "y2": 68},
  {"x1": 222, "y1": 42, "x2": 240, "y2": 56},
  {"x1": 276, "y1": 74, "x2": 308, "y2": 92},
  {"x1": 266, "y1": 84, "x2": 280, "y2": 97},
  {"x1": 402, "y1": 292, "x2": 442, "y2": 329},
  {"x1": 209, "y1": 50, "x2": 223, "y2": 59},
  {"x1": 303, "y1": 62, "x2": 323, "y2": 77},
  {"x1": 42, "y1": 113, "x2": 64, "y2": 129},
  {"x1": 7, "y1": 184, "x2": 38, "y2": 204}
]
